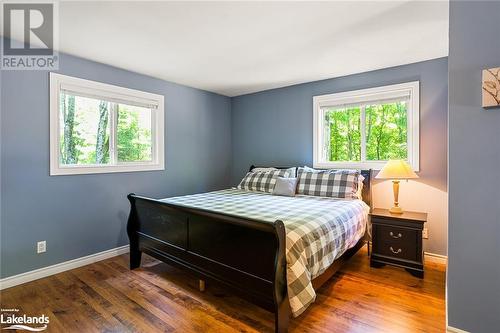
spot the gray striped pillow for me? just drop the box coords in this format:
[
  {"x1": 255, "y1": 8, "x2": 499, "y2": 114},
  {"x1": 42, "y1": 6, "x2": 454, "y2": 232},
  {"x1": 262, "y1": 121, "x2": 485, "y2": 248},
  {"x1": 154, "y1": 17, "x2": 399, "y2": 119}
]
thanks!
[
  {"x1": 296, "y1": 167, "x2": 360, "y2": 199},
  {"x1": 237, "y1": 168, "x2": 295, "y2": 193}
]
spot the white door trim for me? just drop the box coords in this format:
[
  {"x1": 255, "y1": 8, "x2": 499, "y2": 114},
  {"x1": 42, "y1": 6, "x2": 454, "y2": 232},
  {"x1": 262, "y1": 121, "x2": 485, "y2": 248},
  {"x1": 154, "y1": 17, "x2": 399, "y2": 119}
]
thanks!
[{"x1": 447, "y1": 326, "x2": 470, "y2": 333}]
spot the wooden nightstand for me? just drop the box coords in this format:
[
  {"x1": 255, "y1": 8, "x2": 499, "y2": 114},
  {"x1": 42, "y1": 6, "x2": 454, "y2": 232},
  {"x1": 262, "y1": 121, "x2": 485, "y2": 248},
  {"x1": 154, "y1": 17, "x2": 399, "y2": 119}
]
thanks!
[{"x1": 370, "y1": 208, "x2": 427, "y2": 278}]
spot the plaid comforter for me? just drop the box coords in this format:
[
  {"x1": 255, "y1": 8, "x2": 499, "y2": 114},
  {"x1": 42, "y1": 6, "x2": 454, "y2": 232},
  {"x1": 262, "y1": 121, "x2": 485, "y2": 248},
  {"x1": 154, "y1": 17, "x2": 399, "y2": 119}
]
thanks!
[{"x1": 162, "y1": 189, "x2": 369, "y2": 317}]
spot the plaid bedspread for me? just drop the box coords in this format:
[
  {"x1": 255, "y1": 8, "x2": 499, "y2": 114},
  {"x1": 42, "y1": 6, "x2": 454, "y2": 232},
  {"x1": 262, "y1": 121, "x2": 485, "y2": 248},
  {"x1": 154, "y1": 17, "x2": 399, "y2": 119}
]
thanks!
[{"x1": 162, "y1": 189, "x2": 369, "y2": 317}]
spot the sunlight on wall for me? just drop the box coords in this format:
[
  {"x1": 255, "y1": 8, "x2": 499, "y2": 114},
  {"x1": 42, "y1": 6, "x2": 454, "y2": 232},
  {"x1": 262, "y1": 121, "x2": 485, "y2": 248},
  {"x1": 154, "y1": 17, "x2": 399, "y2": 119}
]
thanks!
[{"x1": 372, "y1": 180, "x2": 448, "y2": 255}]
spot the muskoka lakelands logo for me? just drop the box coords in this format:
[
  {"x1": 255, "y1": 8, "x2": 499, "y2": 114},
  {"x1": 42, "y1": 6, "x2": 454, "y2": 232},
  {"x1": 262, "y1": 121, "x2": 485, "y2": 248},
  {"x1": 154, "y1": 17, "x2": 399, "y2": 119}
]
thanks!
[
  {"x1": 1, "y1": 1, "x2": 59, "y2": 70},
  {"x1": 1, "y1": 309, "x2": 49, "y2": 331}
]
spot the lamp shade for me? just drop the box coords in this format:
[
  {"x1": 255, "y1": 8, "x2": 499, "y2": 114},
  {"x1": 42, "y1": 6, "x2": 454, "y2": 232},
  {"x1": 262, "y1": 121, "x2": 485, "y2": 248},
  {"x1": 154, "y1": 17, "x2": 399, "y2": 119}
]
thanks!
[{"x1": 376, "y1": 160, "x2": 418, "y2": 180}]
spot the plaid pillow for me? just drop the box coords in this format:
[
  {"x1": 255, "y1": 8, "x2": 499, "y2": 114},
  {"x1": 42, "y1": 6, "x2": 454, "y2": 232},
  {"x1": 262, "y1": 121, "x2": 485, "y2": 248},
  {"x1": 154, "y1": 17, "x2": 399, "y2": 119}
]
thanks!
[
  {"x1": 297, "y1": 167, "x2": 360, "y2": 199},
  {"x1": 238, "y1": 168, "x2": 295, "y2": 193}
]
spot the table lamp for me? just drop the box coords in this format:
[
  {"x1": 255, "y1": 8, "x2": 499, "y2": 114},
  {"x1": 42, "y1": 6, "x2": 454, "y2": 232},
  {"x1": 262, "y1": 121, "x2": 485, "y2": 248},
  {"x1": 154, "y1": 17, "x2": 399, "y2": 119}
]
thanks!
[{"x1": 376, "y1": 160, "x2": 418, "y2": 214}]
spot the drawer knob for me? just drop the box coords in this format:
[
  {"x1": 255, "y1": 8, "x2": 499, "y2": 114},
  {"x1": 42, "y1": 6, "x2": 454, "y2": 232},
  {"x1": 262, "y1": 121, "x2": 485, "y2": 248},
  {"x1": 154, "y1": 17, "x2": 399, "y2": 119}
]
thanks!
[
  {"x1": 389, "y1": 231, "x2": 403, "y2": 239},
  {"x1": 390, "y1": 246, "x2": 402, "y2": 254}
]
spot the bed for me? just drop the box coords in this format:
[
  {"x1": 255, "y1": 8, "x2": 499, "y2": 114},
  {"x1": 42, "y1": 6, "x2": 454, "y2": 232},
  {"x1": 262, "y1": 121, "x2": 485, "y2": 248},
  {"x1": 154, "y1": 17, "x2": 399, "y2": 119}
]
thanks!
[{"x1": 127, "y1": 166, "x2": 372, "y2": 332}]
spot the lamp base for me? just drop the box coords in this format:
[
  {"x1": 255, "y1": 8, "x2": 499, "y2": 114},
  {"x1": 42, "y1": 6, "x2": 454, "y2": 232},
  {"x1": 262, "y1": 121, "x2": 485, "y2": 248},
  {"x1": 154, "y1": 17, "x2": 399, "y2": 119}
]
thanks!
[{"x1": 389, "y1": 206, "x2": 403, "y2": 214}]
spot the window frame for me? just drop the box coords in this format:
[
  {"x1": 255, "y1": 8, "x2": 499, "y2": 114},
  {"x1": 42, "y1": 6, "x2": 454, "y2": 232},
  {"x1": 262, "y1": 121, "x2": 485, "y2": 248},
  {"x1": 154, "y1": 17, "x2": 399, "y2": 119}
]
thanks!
[
  {"x1": 49, "y1": 73, "x2": 165, "y2": 175},
  {"x1": 312, "y1": 81, "x2": 419, "y2": 171}
]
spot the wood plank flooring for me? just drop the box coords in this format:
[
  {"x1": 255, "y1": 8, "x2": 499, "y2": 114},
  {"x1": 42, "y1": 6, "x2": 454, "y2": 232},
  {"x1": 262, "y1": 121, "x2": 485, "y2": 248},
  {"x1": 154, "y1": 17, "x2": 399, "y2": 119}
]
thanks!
[{"x1": 0, "y1": 246, "x2": 446, "y2": 332}]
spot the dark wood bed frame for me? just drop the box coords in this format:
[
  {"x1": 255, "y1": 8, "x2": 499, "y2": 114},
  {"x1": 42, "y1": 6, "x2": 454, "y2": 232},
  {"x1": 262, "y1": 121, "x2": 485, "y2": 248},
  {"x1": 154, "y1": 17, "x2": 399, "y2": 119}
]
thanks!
[{"x1": 127, "y1": 167, "x2": 372, "y2": 332}]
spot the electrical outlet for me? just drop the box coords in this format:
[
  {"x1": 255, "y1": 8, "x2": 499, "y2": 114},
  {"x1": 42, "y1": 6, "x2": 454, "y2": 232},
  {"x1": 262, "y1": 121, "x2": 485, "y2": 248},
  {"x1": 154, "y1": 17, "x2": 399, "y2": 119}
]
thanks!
[
  {"x1": 422, "y1": 228, "x2": 429, "y2": 239},
  {"x1": 37, "y1": 241, "x2": 46, "y2": 254}
]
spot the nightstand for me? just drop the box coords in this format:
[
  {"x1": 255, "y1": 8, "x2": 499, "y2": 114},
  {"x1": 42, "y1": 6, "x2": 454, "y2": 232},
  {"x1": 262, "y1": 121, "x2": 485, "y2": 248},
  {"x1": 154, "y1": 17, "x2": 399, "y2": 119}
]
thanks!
[{"x1": 370, "y1": 208, "x2": 426, "y2": 278}]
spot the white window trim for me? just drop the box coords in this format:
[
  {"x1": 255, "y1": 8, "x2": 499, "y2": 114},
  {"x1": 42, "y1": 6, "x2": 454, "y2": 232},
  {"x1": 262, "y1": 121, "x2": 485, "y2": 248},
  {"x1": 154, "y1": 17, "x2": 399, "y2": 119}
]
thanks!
[
  {"x1": 49, "y1": 73, "x2": 165, "y2": 176},
  {"x1": 312, "y1": 81, "x2": 419, "y2": 171}
]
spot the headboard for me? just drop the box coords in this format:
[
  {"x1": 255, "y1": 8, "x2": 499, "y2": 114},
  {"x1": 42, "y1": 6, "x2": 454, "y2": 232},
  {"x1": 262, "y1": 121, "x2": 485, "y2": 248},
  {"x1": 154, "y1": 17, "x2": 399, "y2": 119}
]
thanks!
[{"x1": 249, "y1": 165, "x2": 372, "y2": 209}]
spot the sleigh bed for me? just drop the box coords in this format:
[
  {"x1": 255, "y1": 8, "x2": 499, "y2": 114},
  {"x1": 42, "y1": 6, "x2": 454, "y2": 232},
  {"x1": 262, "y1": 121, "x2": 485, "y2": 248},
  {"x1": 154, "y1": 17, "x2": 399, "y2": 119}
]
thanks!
[{"x1": 127, "y1": 166, "x2": 372, "y2": 332}]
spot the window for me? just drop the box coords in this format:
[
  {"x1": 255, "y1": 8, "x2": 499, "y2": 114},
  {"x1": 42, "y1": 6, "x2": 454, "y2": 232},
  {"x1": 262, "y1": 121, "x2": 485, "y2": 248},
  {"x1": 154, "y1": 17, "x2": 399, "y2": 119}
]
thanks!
[
  {"x1": 50, "y1": 73, "x2": 164, "y2": 175},
  {"x1": 313, "y1": 81, "x2": 419, "y2": 170}
]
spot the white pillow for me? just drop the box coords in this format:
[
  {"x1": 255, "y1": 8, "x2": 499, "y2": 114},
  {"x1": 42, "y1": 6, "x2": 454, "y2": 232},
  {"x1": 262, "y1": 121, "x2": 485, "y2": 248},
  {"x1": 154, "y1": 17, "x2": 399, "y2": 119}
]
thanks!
[
  {"x1": 272, "y1": 177, "x2": 298, "y2": 197},
  {"x1": 302, "y1": 165, "x2": 317, "y2": 172},
  {"x1": 251, "y1": 167, "x2": 278, "y2": 173},
  {"x1": 356, "y1": 175, "x2": 365, "y2": 200}
]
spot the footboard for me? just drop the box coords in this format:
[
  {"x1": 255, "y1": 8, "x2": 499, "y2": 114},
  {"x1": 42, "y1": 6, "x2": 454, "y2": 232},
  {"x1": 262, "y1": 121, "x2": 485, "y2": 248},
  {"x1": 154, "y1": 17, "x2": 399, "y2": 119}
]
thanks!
[{"x1": 127, "y1": 193, "x2": 290, "y2": 332}]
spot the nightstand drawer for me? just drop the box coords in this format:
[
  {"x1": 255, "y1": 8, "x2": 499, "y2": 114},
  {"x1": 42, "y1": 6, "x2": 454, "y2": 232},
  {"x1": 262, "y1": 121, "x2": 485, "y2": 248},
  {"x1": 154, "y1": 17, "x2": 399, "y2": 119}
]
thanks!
[
  {"x1": 370, "y1": 209, "x2": 425, "y2": 278},
  {"x1": 373, "y1": 225, "x2": 418, "y2": 262}
]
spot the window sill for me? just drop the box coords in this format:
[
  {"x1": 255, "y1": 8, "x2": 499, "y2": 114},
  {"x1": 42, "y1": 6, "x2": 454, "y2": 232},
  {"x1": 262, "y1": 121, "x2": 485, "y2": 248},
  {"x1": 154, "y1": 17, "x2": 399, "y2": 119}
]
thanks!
[
  {"x1": 50, "y1": 163, "x2": 165, "y2": 176},
  {"x1": 313, "y1": 161, "x2": 419, "y2": 171}
]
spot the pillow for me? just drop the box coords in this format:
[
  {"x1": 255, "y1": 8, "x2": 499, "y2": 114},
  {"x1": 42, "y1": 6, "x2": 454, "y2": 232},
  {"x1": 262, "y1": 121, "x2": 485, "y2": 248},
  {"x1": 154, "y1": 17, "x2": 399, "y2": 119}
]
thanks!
[
  {"x1": 298, "y1": 166, "x2": 364, "y2": 199},
  {"x1": 302, "y1": 165, "x2": 316, "y2": 172},
  {"x1": 250, "y1": 167, "x2": 297, "y2": 177},
  {"x1": 287, "y1": 167, "x2": 297, "y2": 178},
  {"x1": 237, "y1": 168, "x2": 295, "y2": 193},
  {"x1": 356, "y1": 175, "x2": 365, "y2": 200},
  {"x1": 300, "y1": 166, "x2": 364, "y2": 198},
  {"x1": 251, "y1": 167, "x2": 278, "y2": 173},
  {"x1": 297, "y1": 167, "x2": 360, "y2": 199},
  {"x1": 272, "y1": 177, "x2": 298, "y2": 197}
]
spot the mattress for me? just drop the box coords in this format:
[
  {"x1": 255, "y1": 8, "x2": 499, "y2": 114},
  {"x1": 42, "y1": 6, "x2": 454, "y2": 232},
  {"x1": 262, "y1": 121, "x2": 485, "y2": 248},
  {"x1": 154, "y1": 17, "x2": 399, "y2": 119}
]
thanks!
[{"x1": 162, "y1": 188, "x2": 369, "y2": 317}]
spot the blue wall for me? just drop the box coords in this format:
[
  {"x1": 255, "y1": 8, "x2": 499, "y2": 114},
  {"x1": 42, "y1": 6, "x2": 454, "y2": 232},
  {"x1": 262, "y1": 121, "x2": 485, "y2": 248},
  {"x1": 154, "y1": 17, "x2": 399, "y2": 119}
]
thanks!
[
  {"x1": 0, "y1": 53, "x2": 232, "y2": 278},
  {"x1": 1, "y1": 53, "x2": 450, "y2": 277},
  {"x1": 448, "y1": 1, "x2": 500, "y2": 332},
  {"x1": 231, "y1": 58, "x2": 449, "y2": 255},
  {"x1": 231, "y1": 58, "x2": 448, "y2": 187}
]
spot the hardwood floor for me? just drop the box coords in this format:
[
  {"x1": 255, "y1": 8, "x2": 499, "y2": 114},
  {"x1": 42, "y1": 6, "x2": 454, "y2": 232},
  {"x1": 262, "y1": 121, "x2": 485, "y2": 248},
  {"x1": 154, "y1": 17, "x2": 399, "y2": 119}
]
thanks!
[{"x1": 0, "y1": 246, "x2": 446, "y2": 332}]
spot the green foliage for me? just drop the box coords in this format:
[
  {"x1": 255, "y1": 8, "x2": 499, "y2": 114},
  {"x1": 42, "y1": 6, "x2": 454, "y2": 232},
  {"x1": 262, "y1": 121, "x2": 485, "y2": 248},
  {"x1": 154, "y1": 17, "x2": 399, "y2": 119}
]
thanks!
[
  {"x1": 366, "y1": 102, "x2": 407, "y2": 160},
  {"x1": 117, "y1": 107, "x2": 152, "y2": 162},
  {"x1": 59, "y1": 95, "x2": 151, "y2": 165},
  {"x1": 60, "y1": 94, "x2": 85, "y2": 164},
  {"x1": 95, "y1": 101, "x2": 110, "y2": 164},
  {"x1": 327, "y1": 101, "x2": 408, "y2": 162},
  {"x1": 327, "y1": 107, "x2": 361, "y2": 161}
]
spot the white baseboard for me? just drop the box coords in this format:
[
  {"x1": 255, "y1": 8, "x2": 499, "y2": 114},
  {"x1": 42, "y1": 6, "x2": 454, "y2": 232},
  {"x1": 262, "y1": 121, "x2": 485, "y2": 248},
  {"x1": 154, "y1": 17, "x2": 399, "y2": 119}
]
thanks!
[
  {"x1": 447, "y1": 326, "x2": 470, "y2": 333},
  {"x1": 0, "y1": 245, "x2": 129, "y2": 290},
  {"x1": 0, "y1": 246, "x2": 447, "y2": 290},
  {"x1": 424, "y1": 251, "x2": 448, "y2": 265}
]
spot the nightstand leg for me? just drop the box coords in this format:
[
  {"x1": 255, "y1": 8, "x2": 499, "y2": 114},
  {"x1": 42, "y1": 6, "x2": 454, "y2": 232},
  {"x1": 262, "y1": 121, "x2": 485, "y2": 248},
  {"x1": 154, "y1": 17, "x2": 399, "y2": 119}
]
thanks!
[
  {"x1": 370, "y1": 261, "x2": 385, "y2": 268},
  {"x1": 405, "y1": 268, "x2": 424, "y2": 278}
]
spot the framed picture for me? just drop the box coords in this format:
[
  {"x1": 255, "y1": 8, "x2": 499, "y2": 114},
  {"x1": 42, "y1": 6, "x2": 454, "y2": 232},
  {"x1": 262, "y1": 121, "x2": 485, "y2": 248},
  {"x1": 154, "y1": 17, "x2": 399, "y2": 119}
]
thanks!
[{"x1": 482, "y1": 67, "x2": 500, "y2": 108}]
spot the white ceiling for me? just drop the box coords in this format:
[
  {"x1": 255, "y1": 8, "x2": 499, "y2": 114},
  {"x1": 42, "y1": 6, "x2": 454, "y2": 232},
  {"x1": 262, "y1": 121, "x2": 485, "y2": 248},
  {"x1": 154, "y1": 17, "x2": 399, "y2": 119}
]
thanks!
[{"x1": 56, "y1": 1, "x2": 448, "y2": 97}]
